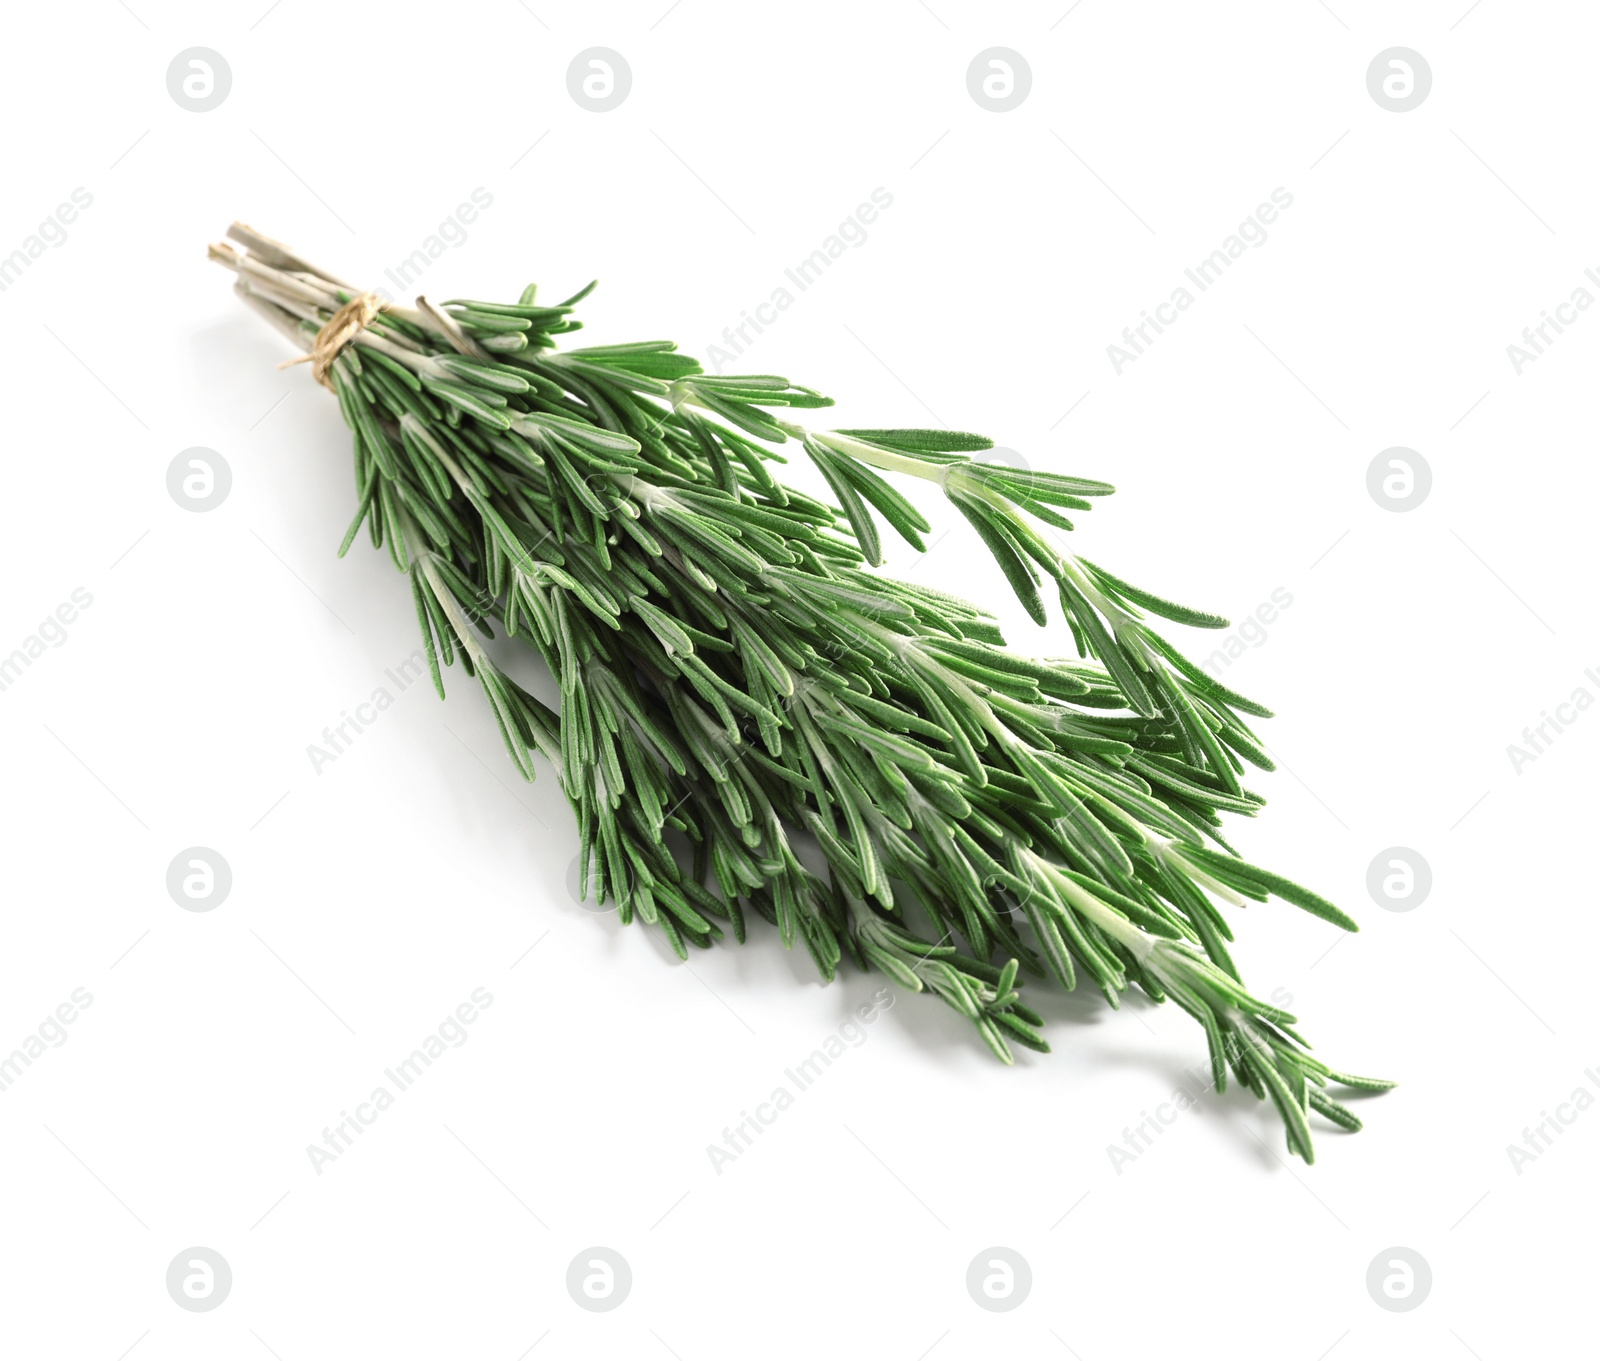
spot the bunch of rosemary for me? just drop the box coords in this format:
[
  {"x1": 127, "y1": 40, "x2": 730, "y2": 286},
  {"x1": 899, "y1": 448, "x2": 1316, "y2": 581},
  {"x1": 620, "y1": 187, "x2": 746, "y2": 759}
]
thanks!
[{"x1": 211, "y1": 223, "x2": 1389, "y2": 1162}]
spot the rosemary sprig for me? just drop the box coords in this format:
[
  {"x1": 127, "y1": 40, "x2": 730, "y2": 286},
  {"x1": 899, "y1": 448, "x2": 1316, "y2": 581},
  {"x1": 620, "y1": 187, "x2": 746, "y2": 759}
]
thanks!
[{"x1": 211, "y1": 224, "x2": 1390, "y2": 1162}]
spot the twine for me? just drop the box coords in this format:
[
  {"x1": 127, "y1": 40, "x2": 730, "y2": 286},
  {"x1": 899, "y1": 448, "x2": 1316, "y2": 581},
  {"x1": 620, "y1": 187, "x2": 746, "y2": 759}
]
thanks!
[{"x1": 279, "y1": 291, "x2": 386, "y2": 389}]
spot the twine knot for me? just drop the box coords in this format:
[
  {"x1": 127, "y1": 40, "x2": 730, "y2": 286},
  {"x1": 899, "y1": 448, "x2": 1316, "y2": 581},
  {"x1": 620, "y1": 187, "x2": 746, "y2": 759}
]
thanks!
[{"x1": 280, "y1": 291, "x2": 386, "y2": 388}]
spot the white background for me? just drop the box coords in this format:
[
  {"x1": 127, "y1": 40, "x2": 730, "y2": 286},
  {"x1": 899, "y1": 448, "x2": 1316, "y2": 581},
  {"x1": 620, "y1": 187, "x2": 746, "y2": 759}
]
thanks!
[{"x1": 1, "y1": 2, "x2": 1594, "y2": 1358}]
